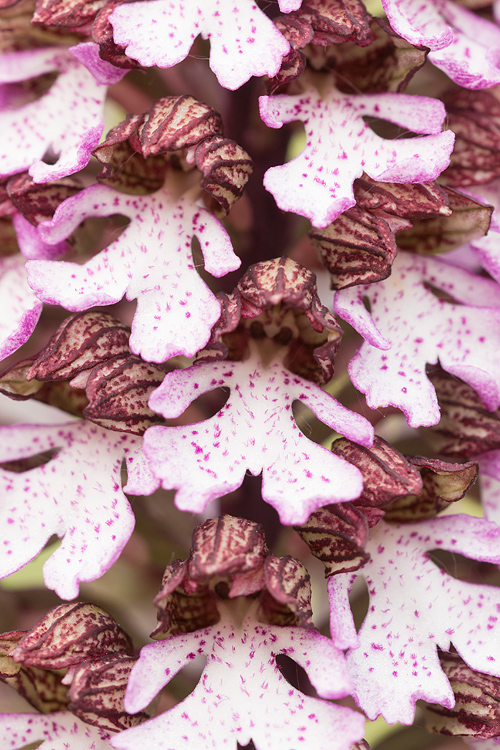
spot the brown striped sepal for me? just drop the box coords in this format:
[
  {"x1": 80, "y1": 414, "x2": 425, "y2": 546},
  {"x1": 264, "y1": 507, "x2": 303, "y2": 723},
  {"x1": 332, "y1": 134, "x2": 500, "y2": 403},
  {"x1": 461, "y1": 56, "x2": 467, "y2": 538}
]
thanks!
[
  {"x1": 383, "y1": 457, "x2": 478, "y2": 522},
  {"x1": 68, "y1": 655, "x2": 149, "y2": 732},
  {"x1": 83, "y1": 354, "x2": 167, "y2": 435},
  {"x1": 311, "y1": 205, "x2": 397, "y2": 289},
  {"x1": 199, "y1": 257, "x2": 342, "y2": 385},
  {"x1": 153, "y1": 515, "x2": 314, "y2": 637},
  {"x1": 7, "y1": 172, "x2": 81, "y2": 226},
  {"x1": 10, "y1": 603, "x2": 133, "y2": 670},
  {"x1": 429, "y1": 368, "x2": 500, "y2": 458},
  {"x1": 424, "y1": 652, "x2": 500, "y2": 738},
  {"x1": 331, "y1": 436, "x2": 423, "y2": 524},
  {"x1": 397, "y1": 187, "x2": 492, "y2": 254},
  {"x1": 0, "y1": 630, "x2": 69, "y2": 713},
  {"x1": 441, "y1": 89, "x2": 500, "y2": 188},
  {"x1": 27, "y1": 312, "x2": 131, "y2": 383},
  {"x1": 329, "y1": 18, "x2": 426, "y2": 94},
  {"x1": 94, "y1": 96, "x2": 252, "y2": 210},
  {"x1": 294, "y1": 503, "x2": 370, "y2": 576},
  {"x1": 353, "y1": 175, "x2": 450, "y2": 219}
]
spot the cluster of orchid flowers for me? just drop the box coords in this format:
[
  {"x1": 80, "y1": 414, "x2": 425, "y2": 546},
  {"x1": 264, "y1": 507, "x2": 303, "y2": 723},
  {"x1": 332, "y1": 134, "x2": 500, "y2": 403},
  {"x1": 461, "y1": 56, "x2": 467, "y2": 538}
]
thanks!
[{"x1": 4, "y1": 0, "x2": 500, "y2": 747}]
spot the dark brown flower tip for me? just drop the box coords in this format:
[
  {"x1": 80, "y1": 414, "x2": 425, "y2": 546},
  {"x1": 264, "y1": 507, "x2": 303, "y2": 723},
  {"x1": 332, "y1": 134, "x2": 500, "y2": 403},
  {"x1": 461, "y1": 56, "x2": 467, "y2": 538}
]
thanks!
[
  {"x1": 353, "y1": 176, "x2": 450, "y2": 220},
  {"x1": 7, "y1": 173, "x2": 81, "y2": 226},
  {"x1": 329, "y1": 18, "x2": 426, "y2": 94},
  {"x1": 429, "y1": 368, "x2": 500, "y2": 458},
  {"x1": 153, "y1": 516, "x2": 315, "y2": 636},
  {"x1": 138, "y1": 96, "x2": 223, "y2": 157},
  {"x1": 259, "y1": 554, "x2": 314, "y2": 629},
  {"x1": 383, "y1": 457, "x2": 478, "y2": 523},
  {"x1": 33, "y1": 0, "x2": 107, "y2": 28},
  {"x1": 397, "y1": 187, "x2": 492, "y2": 255},
  {"x1": 297, "y1": 0, "x2": 373, "y2": 47},
  {"x1": 0, "y1": 630, "x2": 69, "y2": 713},
  {"x1": 11, "y1": 603, "x2": 133, "y2": 670},
  {"x1": 424, "y1": 652, "x2": 500, "y2": 738},
  {"x1": 331, "y1": 436, "x2": 423, "y2": 519},
  {"x1": 351, "y1": 742, "x2": 371, "y2": 750},
  {"x1": 91, "y1": 0, "x2": 141, "y2": 68},
  {"x1": 83, "y1": 353, "x2": 168, "y2": 436},
  {"x1": 194, "y1": 135, "x2": 253, "y2": 214},
  {"x1": 311, "y1": 205, "x2": 397, "y2": 290},
  {"x1": 68, "y1": 655, "x2": 149, "y2": 732},
  {"x1": 267, "y1": 16, "x2": 312, "y2": 93},
  {"x1": 442, "y1": 89, "x2": 500, "y2": 188},
  {"x1": 200, "y1": 257, "x2": 342, "y2": 384},
  {"x1": 27, "y1": 311, "x2": 131, "y2": 383},
  {"x1": 294, "y1": 503, "x2": 370, "y2": 577},
  {"x1": 0, "y1": 358, "x2": 88, "y2": 417}
]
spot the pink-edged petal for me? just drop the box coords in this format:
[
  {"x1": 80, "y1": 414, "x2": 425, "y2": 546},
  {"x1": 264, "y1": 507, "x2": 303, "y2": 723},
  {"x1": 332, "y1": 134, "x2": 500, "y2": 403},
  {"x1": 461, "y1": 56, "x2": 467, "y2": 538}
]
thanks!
[
  {"x1": 0, "y1": 48, "x2": 106, "y2": 183},
  {"x1": 111, "y1": 606, "x2": 364, "y2": 750},
  {"x1": 109, "y1": 0, "x2": 290, "y2": 91},
  {"x1": 0, "y1": 254, "x2": 42, "y2": 364},
  {"x1": 381, "y1": 0, "x2": 453, "y2": 49},
  {"x1": 335, "y1": 252, "x2": 500, "y2": 428},
  {"x1": 0, "y1": 421, "x2": 159, "y2": 599},
  {"x1": 328, "y1": 516, "x2": 500, "y2": 724},
  {"x1": 145, "y1": 353, "x2": 373, "y2": 524},
  {"x1": 27, "y1": 182, "x2": 240, "y2": 363},
  {"x1": 0, "y1": 712, "x2": 113, "y2": 749},
  {"x1": 13, "y1": 213, "x2": 68, "y2": 261},
  {"x1": 260, "y1": 85, "x2": 454, "y2": 228},
  {"x1": 428, "y1": 2, "x2": 500, "y2": 89},
  {"x1": 69, "y1": 42, "x2": 128, "y2": 85}
]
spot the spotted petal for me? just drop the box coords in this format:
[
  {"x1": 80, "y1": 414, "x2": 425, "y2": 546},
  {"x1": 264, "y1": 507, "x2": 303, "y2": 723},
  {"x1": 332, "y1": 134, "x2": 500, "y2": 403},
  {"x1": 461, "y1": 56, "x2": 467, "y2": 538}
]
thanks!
[
  {"x1": 0, "y1": 712, "x2": 113, "y2": 750},
  {"x1": 260, "y1": 84, "x2": 454, "y2": 227},
  {"x1": 145, "y1": 352, "x2": 373, "y2": 524},
  {"x1": 0, "y1": 47, "x2": 107, "y2": 182},
  {"x1": 0, "y1": 420, "x2": 159, "y2": 599},
  {"x1": 109, "y1": 0, "x2": 293, "y2": 90},
  {"x1": 335, "y1": 252, "x2": 500, "y2": 428},
  {"x1": 328, "y1": 516, "x2": 500, "y2": 724},
  {"x1": 111, "y1": 606, "x2": 365, "y2": 750},
  {"x1": 27, "y1": 182, "x2": 240, "y2": 363}
]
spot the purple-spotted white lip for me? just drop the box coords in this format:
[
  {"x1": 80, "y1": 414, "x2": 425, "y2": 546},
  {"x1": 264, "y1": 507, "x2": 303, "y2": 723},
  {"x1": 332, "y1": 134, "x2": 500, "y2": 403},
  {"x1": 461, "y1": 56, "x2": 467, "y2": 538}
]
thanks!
[
  {"x1": 0, "y1": 421, "x2": 158, "y2": 600},
  {"x1": 260, "y1": 85, "x2": 454, "y2": 228},
  {"x1": 335, "y1": 252, "x2": 500, "y2": 428},
  {"x1": 0, "y1": 47, "x2": 108, "y2": 183},
  {"x1": 108, "y1": 0, "x2": 295, "y2": 90},
  {"x1": 328, "y1": 515, "x2": 500, "y2": 725},
  {"x1": 27, "y1": 180, "x2": 240, "y2": 363},
  {"x1": 0, "y1": 712, "x2": 114, "y2": 750},
  {"x1": 111, "y1": 603, "x2": 365, "y2": 750},
  {"x1": 144, "y1": 351, "x2": 373, "y2": 525}
]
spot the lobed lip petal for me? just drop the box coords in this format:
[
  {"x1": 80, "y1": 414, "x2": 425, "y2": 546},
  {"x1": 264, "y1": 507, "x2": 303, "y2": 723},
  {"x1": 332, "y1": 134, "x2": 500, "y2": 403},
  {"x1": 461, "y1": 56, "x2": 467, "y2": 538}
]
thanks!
[
  {"x1": 329, "y1": 516, "x2": 500, "y2": 724},
  {"x1": 145, "y1": 354, "x2": 373, "y2": 524},
  {"x1": 0, "y1": 48, "x2": 107, "y2": 183},
  {"x1": 111, "y1": 606, "x2": 364, "y2": 750},
  {"x1": 0, "y1": 712, "x2": 114, "y2": 750},
  {"x1": 0, "y1": 421, "x2": 159, "y2": 599},
  {"x1": 27, "y1": 181, "x2": 240, "y2": 363},
  {"x1": 260, "y1": 85, "x2": 454, "y2": 228},
  {"x1": 335, "y1": 252, "x2": 500, "y2": 428},
  {"x1": 109, "y1": 0, "x2": 292, "y2": 90}
]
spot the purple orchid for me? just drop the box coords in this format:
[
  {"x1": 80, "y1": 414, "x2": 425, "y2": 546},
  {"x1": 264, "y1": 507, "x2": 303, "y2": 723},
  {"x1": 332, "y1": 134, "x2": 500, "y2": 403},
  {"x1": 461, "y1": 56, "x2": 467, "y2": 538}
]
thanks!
[
  {"x1": 145, "y1": 350, "x2": 374, "y2": 524},
  {"x1": 26, "y1": 179, "x2": 240, "y2": 363},
  {"x1": 108, "y1": 0, "x2": 299, "y2": 90},
  {"x1": 111, "y1": 601, "x2": 365, "y2": 750},
  {"x1": 335, "y1": 252, "x2": 500, "y2": 427},
  {"x1": 259, "y1": 83, "x2": 454, "y2": 227},
  {"x1": 328, "y1": 515, "x2": 500, "y2": 724},
  {"x1": 0, "y1": 420, "x2": 159, "y2": 599},
  {"x1": 0, "y1": 47, "x2": 110, "y2": 183}
]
